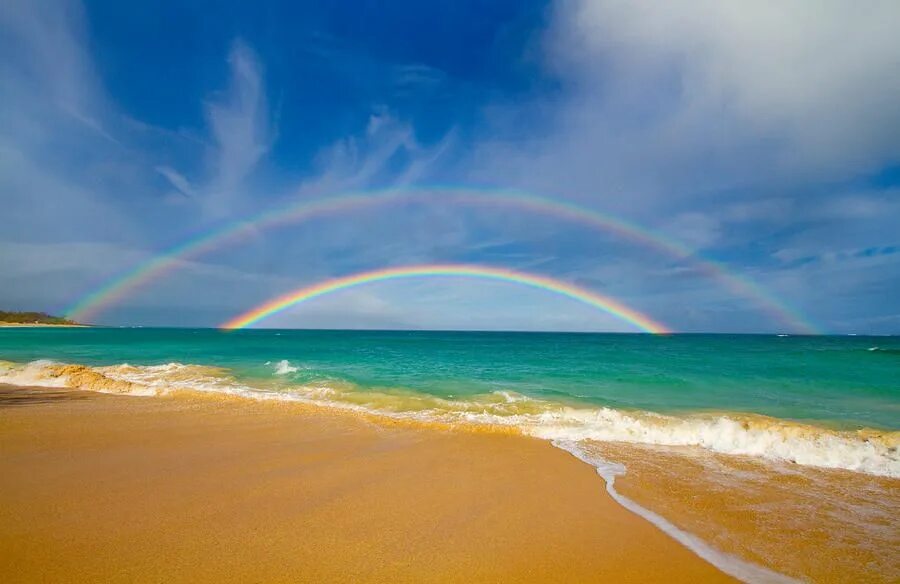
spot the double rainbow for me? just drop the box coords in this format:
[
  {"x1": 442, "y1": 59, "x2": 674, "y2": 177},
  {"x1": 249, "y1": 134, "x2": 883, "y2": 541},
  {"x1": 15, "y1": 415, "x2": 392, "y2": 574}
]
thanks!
[
  {"x1": 65, "y1": 185, "x2": 817, "y2": 333},
  {"x1": 220, "y1": 264, "x2": 671, "y2": 334}
]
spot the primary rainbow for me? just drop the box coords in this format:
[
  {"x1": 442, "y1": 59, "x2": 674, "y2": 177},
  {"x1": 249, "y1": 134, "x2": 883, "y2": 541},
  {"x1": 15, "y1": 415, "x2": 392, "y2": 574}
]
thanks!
[
  {"x1": 220, "y1": 264, "x2": 671, "y2": 334},
  {"x1": 65, "y1": 185, "x2": 818, "y2": 333}
]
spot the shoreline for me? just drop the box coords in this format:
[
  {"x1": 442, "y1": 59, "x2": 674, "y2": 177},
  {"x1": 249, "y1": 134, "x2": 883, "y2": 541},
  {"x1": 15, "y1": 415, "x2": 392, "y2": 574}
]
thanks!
[
  {"x1": 2, "y1": 358, "x2": 895, "y2": 479},
  {"x1": 0, "y1": 384, "x2": 736, "y2": 583},
  {"x1": 1, "y1": 352, "x2": 896, "y2": 582}
]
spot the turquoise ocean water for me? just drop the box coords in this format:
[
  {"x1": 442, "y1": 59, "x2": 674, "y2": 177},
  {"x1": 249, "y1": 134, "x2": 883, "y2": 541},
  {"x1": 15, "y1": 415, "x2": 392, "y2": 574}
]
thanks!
[
  {"x1": 1, "y1": 328, "x2": 897, "y2": 426},
  {"x1": 1, "y1": 328, "x2": 898, "y2": 477}
]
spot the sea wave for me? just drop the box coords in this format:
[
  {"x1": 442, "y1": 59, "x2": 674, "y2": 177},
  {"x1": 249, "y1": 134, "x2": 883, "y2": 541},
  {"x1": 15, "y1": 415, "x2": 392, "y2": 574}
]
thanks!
[
  {"x1": 867, "y1": 346, "x2": 900, "y2": 355},
  {"x1": 1, "y1": 359, "x2": 897, "y2": 478},
  {"x1": 271, "y1": 359, "x2": 299, "y2": 375}
]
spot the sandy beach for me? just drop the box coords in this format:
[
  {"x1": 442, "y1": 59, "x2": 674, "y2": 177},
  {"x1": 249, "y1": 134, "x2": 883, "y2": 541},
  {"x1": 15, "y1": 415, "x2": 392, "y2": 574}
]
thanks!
[{"x1": 0, "y1": 384, "x2": 734, "y2": 583}]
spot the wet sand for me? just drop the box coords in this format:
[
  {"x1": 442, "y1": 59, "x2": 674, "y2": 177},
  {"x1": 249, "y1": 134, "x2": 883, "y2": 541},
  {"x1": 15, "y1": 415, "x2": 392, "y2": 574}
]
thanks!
[
  {"x1": 0, "y1": 385, "x2": 734, "y2": 583},
  {"x1": 594, "y1": 441, "x2": 900, "y2": 583}
]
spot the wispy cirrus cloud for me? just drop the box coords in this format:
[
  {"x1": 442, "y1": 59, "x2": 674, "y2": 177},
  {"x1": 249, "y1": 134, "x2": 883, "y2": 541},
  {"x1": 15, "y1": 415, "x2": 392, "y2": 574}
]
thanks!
[
  {"x1": 154, "y1": 40, "x2": 272, "y2": 216},
  {"x1": 202, "y1": 41, "x2": 272, "y2": 216},
  {"x1": 0, "y1": 0, "x2": 111, "y2": 139},
  {"x1": 289, "y1": 108, "x2": 455, "y2": 198}
]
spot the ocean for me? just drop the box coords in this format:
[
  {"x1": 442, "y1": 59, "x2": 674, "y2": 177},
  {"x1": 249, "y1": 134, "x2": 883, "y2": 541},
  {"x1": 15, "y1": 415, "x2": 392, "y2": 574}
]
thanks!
[{"x1": 1, "y1": 327, "x2": 898, "y2": 581}]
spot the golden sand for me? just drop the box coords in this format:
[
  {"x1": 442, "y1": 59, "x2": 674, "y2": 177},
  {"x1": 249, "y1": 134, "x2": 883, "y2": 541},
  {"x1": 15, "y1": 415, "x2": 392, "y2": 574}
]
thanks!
[{"x1": 0, "y1": 385, "x2": 734, "y2": 583}]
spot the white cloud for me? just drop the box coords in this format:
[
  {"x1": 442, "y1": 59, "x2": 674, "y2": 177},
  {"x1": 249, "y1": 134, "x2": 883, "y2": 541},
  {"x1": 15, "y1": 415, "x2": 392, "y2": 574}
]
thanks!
[
  {"x1": 469, "y1": 1, "x2": 900, "y2": 213},
  {"x1": 552, "y1": 0, "x2": 900, "y2": 175},
  {"x1": 0, "y1": 0, "x2": 157, "y2": 247},
  {"x1": 0, "y1": 0, "x2": 116, "y2": 141},
  {"x1": 155, "y1": 166, "x2": 196, "y2": 198},
  {"x1": 289, "y1": 108, "x2": 455, "y2": 199},
  {"x1": 810, "y1": 190, "x2": 900, "y2": 221},
  {"x1": 201, "y1": 40, "x2": 271, "y2": 216},
  {"x1": 660, "y1": 212, "x2": 722, "y2": 249}
]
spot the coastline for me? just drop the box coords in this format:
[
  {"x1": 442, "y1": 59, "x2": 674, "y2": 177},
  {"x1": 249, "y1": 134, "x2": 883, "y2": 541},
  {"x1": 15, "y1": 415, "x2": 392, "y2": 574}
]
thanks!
[
  {"x1": 0, "y1": 384, "x2": 735, "y2": 583},
  {"x1": 0, "y1": 341, "x2": 895, "y2": 583},
  {"x1": 0, "y1": 323, "x2": 88, "y2": 328}
]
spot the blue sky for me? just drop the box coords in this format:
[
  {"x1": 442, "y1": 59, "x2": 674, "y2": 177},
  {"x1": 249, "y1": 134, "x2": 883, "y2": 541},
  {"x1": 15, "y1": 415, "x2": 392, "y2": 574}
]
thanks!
[{"x1": 1, "y1": 0, "x2": 899, "y2": 333}]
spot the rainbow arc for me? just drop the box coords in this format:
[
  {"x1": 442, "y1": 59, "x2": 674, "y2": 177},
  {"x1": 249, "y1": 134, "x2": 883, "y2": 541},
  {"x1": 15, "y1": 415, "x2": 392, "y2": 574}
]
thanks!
[{"x1": 220, "y1": 264, "x2": 671, "y2": 334}]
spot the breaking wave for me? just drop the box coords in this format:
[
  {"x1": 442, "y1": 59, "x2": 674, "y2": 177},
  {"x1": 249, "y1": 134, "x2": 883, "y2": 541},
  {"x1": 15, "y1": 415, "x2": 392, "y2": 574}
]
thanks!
[
  {"x1": 1, "y1": 359, "x2": 897, "y2": 478},
  {"x1": 271, "y1": 360, "x2": 299, "y2": 375}
]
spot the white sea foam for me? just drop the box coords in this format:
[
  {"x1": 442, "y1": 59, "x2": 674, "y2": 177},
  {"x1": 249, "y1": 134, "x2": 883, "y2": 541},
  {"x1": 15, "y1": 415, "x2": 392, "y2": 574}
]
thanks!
[
  {"x1": 273, "y1": 360, "x2": 299, "y2": 375},
  {"x1": 521, "y1": 408, "x2": 900, "y2": 478},
  {"x1": 495, "y1": 390, "x2": 530, "y2": 403},
  {"x1": 0, "y1": 360, "x2": 68, "y2": 387}
]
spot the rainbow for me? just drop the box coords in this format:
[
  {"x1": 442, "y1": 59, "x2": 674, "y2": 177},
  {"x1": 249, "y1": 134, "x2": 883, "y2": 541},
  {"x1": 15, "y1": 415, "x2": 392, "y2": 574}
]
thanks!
[
  {"x1": 220, "y1": 264, "x2": 671, "y2": 333},
  {"x1": 65, "y1": 185, "x2": 818, "y2": 333}
]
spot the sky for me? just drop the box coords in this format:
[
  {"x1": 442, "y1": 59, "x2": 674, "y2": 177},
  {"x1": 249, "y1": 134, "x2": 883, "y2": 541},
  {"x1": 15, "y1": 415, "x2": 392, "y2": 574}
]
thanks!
[{"x1": 1, "y1": 0, "x2": 899, "y2": 334}]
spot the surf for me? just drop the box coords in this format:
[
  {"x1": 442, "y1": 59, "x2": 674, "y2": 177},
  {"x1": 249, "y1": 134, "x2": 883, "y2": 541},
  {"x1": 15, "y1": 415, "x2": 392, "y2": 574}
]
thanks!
[{"x1": 2, "y1": 358, "x2": 896, "y2": 478}]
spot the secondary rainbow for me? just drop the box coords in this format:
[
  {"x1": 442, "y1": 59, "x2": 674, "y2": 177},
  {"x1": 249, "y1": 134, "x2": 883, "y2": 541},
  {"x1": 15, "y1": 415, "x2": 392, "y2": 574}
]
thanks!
[
  {"x1": 65, "y1": 184, "x2": 818, "y2": 333},
  {"x1": 220, "y1": 264, "x2": 671, "y2": 334}
]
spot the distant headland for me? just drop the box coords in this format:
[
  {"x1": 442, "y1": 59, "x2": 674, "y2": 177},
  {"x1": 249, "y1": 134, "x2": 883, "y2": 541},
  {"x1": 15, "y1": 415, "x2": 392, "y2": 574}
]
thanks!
[{"x1": 0, "y1": 311, "x2": 87, "y2": 327}]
